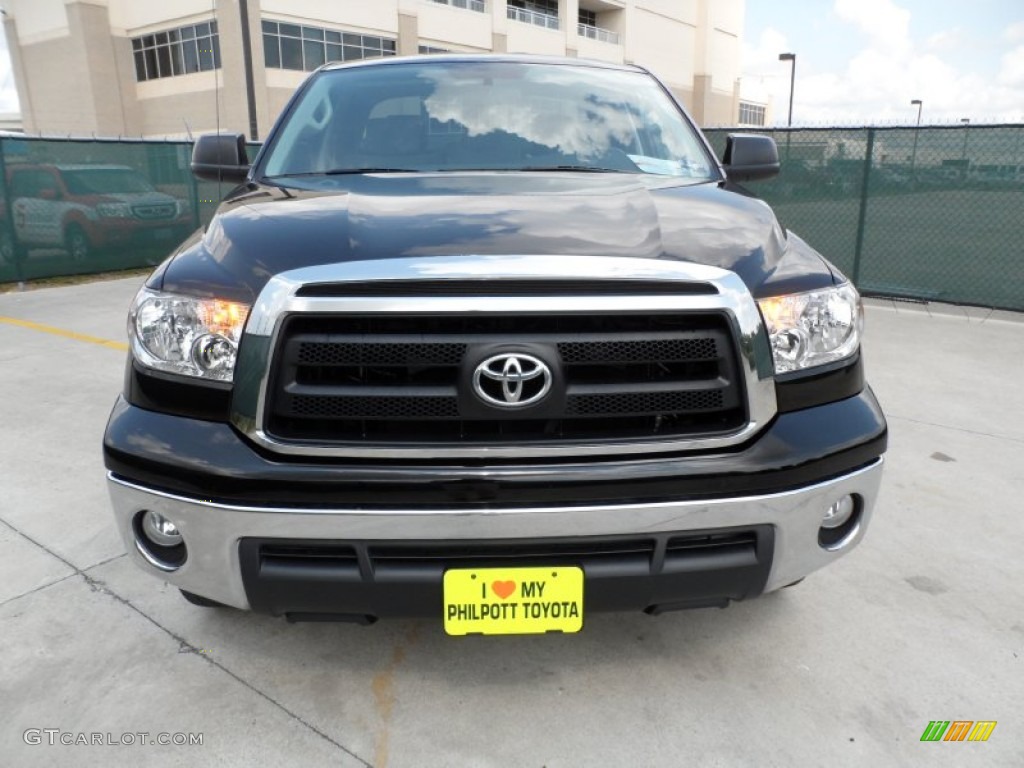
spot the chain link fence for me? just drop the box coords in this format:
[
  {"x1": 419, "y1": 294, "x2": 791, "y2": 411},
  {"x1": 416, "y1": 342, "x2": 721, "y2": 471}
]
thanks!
[
  {"x1": 1, "y1": 129, "x2": 1022, "y2": 310},
  {"x1": 0, "y1": 136, "x2": 252, "y2": 284},
  {"x1": 705, "y1": 125, "x2": 1024, "y2": 310}
]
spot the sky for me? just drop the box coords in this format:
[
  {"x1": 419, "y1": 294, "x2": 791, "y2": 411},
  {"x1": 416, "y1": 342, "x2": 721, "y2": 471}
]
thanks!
[
  {"x1": 742, "y1": 0, "x2": 1024, "y2": 126},
  {"x1": 0, "y1": 1, "x2": 1022, "y2": 125},
  {"x1": 0, "y1": 21, "x2": 16, "y2": 114}
]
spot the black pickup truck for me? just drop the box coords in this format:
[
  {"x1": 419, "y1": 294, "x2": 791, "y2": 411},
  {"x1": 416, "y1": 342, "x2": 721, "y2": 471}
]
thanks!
[{"x1": 103, "y1": 55, "x2": 886, "y2": 634}]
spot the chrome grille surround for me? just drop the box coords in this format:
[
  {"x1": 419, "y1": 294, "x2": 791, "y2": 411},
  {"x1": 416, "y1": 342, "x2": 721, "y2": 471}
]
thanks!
[{"x1": 231, "y1": 255, "x2": 777, "y2": 459}]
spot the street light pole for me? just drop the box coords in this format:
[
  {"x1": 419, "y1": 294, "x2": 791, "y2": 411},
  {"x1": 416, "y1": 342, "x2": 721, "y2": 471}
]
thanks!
[
  {"x1": 910, "y1": 99, "x2": 922, "y2": 180},
  {"x1": 238, "y1": 0, "x2": 260, "y2": 141},
  {"x1": 778, "y1": 53, "x2": 796, "y2": 127}
]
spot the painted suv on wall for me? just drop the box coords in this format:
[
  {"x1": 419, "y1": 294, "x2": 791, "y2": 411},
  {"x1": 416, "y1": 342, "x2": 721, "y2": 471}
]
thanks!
[{"x1": 5, "y1": 163, "x2": 191, "y2": 262}]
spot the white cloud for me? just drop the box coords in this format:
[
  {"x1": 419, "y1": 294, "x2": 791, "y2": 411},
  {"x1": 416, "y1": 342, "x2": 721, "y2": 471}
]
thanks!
[
  {"x1": 741, "y1": 0, "x2": 1024, "y2": 125},
  {"x1": 738, "y1": 27, "x2": 791, "y2": 109},
  {"x1": 833, "y1": 0, "x2": 911, "y2": 53},
  {"x1": 999, "y1": 46, "x2": 1024, "y2": 87},
  {"x1": 1005, "y1": 22, "x2": 1024, "y2": 44},
  {"x1": 742, "y1": 26, "x2": 792, "y2": 76},
  {"x1": 923, "y1": 28, "x2": 964, "y2": 54}
]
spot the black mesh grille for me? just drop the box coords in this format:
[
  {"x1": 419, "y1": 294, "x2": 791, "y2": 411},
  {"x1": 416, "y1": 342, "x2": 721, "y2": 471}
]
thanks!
[
  {"x1": 265, "y1": 310, "x2": 746, "y2": 449},
  {"x1": 297, "y1": 342, "x2": 466, "y2": 366},
  {"x1": 566, "y1": 389, "x2": 725, "y2": 417},
  {"x1": 290, "y1": 394, "x2": 460, "y2": 420},
  {"x1": 558, "y1": 338, "x2": 718, "y2": 364}
]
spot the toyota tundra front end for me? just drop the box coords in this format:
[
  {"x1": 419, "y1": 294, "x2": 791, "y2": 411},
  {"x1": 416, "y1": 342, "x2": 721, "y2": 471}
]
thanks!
[{"x1": 103, "y1": 56, "x2": 886, "y2": 633}]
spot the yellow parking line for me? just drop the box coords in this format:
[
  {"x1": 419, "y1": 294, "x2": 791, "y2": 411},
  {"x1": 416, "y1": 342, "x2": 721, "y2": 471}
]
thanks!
[{"x1": 0, "y1": 315, "x2": 129, "y2": 351}]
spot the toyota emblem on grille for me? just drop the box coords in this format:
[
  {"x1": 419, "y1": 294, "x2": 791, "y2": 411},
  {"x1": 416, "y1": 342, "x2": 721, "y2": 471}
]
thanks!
[{"x1": 472, "y1": 353, "x2": 552, "y2": 408}]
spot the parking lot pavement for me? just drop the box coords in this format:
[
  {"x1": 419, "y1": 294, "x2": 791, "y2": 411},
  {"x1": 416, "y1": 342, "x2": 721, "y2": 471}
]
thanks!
[{"x1": 2, "y1": 279, "x2": 1022, "y2": 767}]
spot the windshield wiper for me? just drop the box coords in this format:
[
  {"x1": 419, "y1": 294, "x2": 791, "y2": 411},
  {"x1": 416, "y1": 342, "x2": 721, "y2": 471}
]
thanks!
[
  {"x1": 517, "y1": 165, "x2": 634, "y2": 173},
  {"x1": 265, "y1": 166, "x2": 635, "y2": 180},
  {"x1": 321, "y1": 168, "x2": 419, "y2": 175},
  {"x1": 263, "y1": 168, "x2": 419, "y2": 179}
]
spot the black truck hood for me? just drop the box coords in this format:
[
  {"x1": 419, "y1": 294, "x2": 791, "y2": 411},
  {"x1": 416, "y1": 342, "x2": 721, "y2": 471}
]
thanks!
[{"x1": 158, "y1": 173, "x2": 836, "y2": 303}]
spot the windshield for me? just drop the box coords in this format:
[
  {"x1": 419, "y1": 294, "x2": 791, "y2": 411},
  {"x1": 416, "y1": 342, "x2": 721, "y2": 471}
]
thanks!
[
  {"x1": 62, "y1": 169, "x2": 156, "y2": 194},
  {"x1": 260, "y1": 60, "x2": 716, "y2": 180}
]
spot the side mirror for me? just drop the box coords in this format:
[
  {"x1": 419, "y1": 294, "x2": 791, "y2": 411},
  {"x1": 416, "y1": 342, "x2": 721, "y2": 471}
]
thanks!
[
  {"x1": 191, "y1": 133, "x2": 250, "y2": 184},
  {"x1": 38, "y1": 188, "x2": 59, "y2": 201},
  {"x1": 722, "y1": 134, "x2": 780, "y2": 182}
]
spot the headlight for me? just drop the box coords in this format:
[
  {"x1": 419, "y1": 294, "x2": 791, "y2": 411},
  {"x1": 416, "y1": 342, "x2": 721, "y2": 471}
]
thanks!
[
  {"x1": 129, "y1": 288, "x2": 250, "y2": 382},
  {"x1": 96, "y1": 202, "x2": 132, "y2": 218},
  {"x1": 757, "y1": 283, "x2": 862, "y2": 374}
]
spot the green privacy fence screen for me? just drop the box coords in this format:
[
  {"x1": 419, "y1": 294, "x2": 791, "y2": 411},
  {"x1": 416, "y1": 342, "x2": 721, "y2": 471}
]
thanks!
[
  {"x1": 1, "y1": 128, "x2": 1022, "y2": 310},
  {"x1": 704, "y1": 125, "x2": 1024, "y2": 311},
  {"x1": 0, "y1": 135, "x2": 256, "y2": 286}
]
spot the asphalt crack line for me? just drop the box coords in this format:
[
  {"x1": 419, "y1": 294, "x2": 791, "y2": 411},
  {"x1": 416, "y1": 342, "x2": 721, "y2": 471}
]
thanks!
[
  {"x1": 0, "y1": 516, "x2": 79, "y2": 607},
  {"x1": 0, "y1": 571, "x2": 78, "y2": 609},
  {"x1": 0, "y1": 517, "x2": 373, "y2": 768},
  {"x1": 81, "y1": 572, "x2": 375, "y2": 768},
  {"x1": 886, "y1": 413, "x2": 1024, "y2": 445},
  {"x1": 83, "y1": 552, "x2": 129, "y2": 571}
]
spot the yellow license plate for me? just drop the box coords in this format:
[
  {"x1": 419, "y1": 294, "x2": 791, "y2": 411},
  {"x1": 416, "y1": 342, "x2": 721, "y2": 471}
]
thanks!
[{"x1": 443, "y1": 566, "x2": 584, "y2": 636}]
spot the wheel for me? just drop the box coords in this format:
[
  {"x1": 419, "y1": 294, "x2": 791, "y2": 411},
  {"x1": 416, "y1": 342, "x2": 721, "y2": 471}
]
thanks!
[
  {"x1": 64, "y1": 223, "x2": 92, "y2": 262},
  {"x1": 179, "y1": 589, "x2": 227, "y2": 608}
]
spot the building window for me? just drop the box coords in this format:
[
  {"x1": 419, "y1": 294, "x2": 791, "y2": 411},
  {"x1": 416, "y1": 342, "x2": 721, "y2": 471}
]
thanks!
[
  {"x1": 577, "y1": 6, "x2": 619, "y2": 44},
  {"x1": 507, "y1": 0, "x2": 560, "y2": 29},
  {"x1": 132, "y1": 22, "x2": 220, "y2": 82},
  {"x1": 739, "y1": 102, "x2": 766, "y2": 126},
  {"x1": 429, "y1": 0, "x2": 486, "y2": 12},
  {"x1": 262, "y1": 21, "x2": 396, "y2": 71},
  {"x1": 418, "y1": 45, "x2": 451, "y2": 54},
  {"x1": 577, "y1": 5, "x2": 621, "y2": 44}
]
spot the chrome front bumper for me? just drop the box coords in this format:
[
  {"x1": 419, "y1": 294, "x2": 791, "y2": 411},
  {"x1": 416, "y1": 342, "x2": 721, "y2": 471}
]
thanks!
[{"x1": 107, "y1": 459, "x2": 883, "y2": 611}]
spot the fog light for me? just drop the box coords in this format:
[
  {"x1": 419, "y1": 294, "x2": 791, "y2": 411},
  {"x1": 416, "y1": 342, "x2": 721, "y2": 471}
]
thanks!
[
  {"x1": 818, "y1": 494, "x2": 862, "y2": 550},
  {"x1": 134, "y1": 510, "x2": 187, "y2": 571},
  {"x1": 141, "y1": 510, "x2": 182, "y2": 547},
  {"x1": 821, "y1": 496, "x2": 856, "y2": 530}
]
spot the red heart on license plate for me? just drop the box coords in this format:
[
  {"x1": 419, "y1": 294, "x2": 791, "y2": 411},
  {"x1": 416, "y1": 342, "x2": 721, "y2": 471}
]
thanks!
[{"x1": 491, "y1": 580, "x2": 516, "y2": 599}]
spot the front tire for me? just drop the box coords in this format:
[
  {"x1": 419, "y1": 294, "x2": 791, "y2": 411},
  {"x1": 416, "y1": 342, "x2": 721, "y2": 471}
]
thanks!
[{"x1": 64, "y1": 224, "x2": 92, "y2": 262}]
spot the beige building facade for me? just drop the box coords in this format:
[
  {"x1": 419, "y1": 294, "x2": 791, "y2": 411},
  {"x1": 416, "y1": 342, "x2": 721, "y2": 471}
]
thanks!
[{"x1": 2, "y1": 0, "x2": 745, "y2": 138}]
